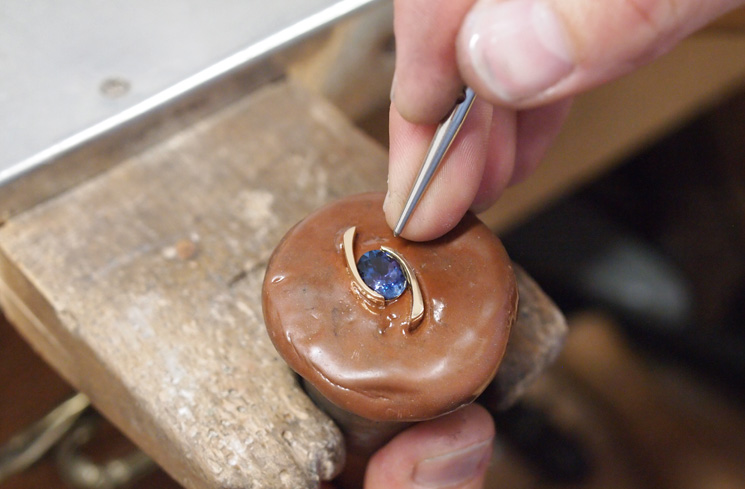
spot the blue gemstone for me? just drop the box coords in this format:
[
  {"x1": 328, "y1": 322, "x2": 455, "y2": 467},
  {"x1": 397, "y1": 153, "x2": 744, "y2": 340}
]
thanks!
[{"x1": 357, "y1": 250, "x2": 407, "y2": 300}]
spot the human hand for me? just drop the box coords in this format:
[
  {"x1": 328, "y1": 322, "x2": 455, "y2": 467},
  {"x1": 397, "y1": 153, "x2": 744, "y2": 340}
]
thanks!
[
  {"x1": 384, "y1": 0, "x2": 744, "y2": 241},
  {"x1": 325, "y1": 404, "x2": 494, "y2": 489}
]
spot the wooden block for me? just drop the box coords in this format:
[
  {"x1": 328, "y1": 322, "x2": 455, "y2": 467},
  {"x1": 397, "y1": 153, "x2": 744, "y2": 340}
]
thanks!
[
  {"x1": 0, "y1": 81, "x2": 565, "y2": 488},
  {"x1": 0, "y1": 82, "x2": 392, "y2": 489}
]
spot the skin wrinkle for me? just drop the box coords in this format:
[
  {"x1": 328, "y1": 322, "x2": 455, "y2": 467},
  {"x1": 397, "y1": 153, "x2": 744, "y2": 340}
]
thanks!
[
  {"x1": 553, "y1": 1, "x2": 642, "y2": 74},
  {"x1": 411, "y1": 439, "x2": 492, "y2": 484},
  {"x1": 526, "y1": 0, "x2": 739, "y2": 106},
  {"x1": 364, "y1": 404, "x2": 494, "y2": 489},
  {"x1": 626, "y1": 0, "x2": 675, "y2": 32},
  {"x1": 621, "y1": 0, "x2": 683, "y2": 64},
  {"x1": 453, "y1": 0, "x2": 688, "y2": 109},
  {"x1": 394, "y1": 0, "x2": 478, "y2": 123}
]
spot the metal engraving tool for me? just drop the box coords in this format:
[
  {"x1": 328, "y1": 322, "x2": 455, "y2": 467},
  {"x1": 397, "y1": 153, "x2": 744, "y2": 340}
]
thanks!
[{"x1": 393, "y1": 87, "x2": 477, "y2": 237}]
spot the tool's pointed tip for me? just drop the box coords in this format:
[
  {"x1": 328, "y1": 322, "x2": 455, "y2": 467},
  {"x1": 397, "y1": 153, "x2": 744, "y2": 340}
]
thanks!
[
  {"x1": 393, "y1": 220, "x2": 405, "y2": 238},
  {"x1": 393, "y1": 218, "x2": 405, "y2": 238}
]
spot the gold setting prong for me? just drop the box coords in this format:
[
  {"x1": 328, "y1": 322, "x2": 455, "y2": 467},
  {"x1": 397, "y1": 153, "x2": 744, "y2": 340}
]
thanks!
[
  {"x1": 343, "y1": 227, "x2": 385, "y2": 304},
  {"x1": 380, "y1": 246, "x2": 424, "y2": 329},
  {"x1": 342, "y1": 226, "x2": 425, "y2": 329}
]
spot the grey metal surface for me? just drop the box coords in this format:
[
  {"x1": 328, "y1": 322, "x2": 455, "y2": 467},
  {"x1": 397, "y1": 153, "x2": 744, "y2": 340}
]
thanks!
[{"x1": 0, "y1": 0, "x2": 378, "y2": 216}]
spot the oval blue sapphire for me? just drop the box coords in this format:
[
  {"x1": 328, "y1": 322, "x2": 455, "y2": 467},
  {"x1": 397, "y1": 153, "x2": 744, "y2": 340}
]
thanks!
[{"x1": 356, "y1": 250, "x2": 407, "y2": 300}]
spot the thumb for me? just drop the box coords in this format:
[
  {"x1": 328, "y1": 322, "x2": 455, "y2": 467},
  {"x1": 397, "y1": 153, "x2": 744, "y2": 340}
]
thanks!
[
  {"x1": 457, "y1": 0, "x2": 743, "y2": 108},
  {"x1": 364, "y1": 404, "x2": 494, "y2": 489}
]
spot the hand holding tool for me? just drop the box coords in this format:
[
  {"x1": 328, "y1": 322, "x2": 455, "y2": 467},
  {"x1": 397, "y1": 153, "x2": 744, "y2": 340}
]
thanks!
[{"x1": 393, "y1": 87, "x2": 477, "y2": 237}]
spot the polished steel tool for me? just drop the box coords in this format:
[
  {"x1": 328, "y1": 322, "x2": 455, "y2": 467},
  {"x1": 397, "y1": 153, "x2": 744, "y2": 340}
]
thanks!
[{"x1": 393, "y1": 87, "x2": 477, "y2": 237}]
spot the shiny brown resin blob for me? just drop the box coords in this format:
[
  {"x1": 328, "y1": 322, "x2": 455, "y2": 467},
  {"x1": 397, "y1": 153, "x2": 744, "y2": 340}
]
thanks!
[{"x1": 263, "y1": 193, "x2": 517, "y2": 421}]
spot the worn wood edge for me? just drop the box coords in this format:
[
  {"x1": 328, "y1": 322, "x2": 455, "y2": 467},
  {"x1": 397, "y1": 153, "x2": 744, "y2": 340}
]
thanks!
[
  {"x1": 0, "y1": 248, "x2": 341, "y2": 489},
  {"x1": 0, "y1": 81, "x2": 375, "y2": 489},
  {"x1": 482, "y1": 264, "x2": 568, "y2": 411},
  {"x1": 0, "y1": 254, "x2": 216, "y2": 488},
  {"x1": 0, "y1": 244, "x2": 327, "y2": 489},
  {"x1": 0, "y1": 254, "x2": 78, "y2": 384},
  {"x1": 0, "y1": 239, "x2": 568, "y2": 481}
]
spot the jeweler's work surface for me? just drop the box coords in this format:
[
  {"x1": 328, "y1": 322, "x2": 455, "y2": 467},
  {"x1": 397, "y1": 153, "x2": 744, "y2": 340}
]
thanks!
[
  {"x1": 0, "y1": 82, "x2": 390, "y2": 489},
  {"x1": 263, "y1": 193, "x2": 518, "y2": 421}
]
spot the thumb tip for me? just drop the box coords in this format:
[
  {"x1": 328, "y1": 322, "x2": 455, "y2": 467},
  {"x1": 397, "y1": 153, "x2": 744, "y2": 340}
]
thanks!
[{"x1": 458, "y1": 0, "x2": 574, "y2": 107}]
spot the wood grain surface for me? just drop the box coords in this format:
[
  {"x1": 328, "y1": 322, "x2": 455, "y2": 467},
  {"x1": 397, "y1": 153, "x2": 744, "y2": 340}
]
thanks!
[{"x1": 0, "y1": 82, "x2": 391, "y2": 489}]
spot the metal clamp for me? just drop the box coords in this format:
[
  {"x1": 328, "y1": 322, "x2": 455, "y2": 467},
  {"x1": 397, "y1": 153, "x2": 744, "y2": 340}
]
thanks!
[
  {"x1": 0, "y1": 392, "x2": 155, "y2": 488},
  {"x1": 56, "y1": 416, "x2": 156, "y2": 489},
  {"x1": 0, "y1": 392, "x2": 90, "y2": 482}
]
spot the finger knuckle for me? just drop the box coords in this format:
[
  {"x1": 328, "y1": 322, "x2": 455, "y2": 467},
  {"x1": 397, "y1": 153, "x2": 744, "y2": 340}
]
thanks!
[
  {"x1": 622, "y1": 0, "x2": 683, "y2": 63},
  {"x1": 624, "y1": 0, "x2": 680, "y2": 40}
]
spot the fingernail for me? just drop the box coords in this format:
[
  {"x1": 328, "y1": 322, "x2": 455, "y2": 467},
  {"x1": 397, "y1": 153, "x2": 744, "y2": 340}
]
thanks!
[
  {"x1": 413, "y1": 440, "x2": 491, "y2": 487},
  {"x1": 463, "y1": 0, "x2": 573, "y2": 102}
]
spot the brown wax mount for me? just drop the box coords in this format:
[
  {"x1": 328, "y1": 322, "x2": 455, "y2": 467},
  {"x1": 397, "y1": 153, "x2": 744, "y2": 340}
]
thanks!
[{"x1": 262, "y1": 193, "x2": 518, "y2": 422}]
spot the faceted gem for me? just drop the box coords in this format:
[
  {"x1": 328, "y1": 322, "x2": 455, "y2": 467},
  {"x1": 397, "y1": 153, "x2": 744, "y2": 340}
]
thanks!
[{"x1": 357, "y1": 250, "x2": 407, "y2": 300}]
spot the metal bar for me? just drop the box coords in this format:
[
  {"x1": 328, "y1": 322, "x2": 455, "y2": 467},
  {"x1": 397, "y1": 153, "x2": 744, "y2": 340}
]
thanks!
[{"x1": 0, "y1": 0, "x2": 380, "y2": 218}]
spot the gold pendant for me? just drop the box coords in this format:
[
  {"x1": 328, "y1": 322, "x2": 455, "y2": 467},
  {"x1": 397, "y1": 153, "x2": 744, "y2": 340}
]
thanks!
[{"x1": 342, "y1": 226, "x2": 424, "y2": 329}]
